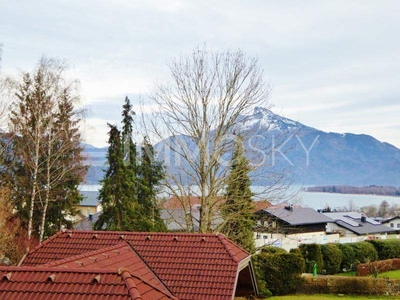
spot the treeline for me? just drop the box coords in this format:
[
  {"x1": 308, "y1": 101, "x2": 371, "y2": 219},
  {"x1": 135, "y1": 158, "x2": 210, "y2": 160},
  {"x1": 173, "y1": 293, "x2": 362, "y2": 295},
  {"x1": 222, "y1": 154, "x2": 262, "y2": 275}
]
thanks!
[{"x1": 306, "y1": 185, "x2": 400, "y2": 197}]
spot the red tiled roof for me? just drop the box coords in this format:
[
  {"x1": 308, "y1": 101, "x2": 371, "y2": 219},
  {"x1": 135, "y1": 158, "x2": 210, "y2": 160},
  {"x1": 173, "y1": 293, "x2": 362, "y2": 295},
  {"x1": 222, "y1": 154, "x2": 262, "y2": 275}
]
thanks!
[
  {"x1": 21, "y1": 230, "x2": 250, "y2": 300},
  {"x1": 42, "y1": 241, "x2": 172, "y2": 297},
  {"x1": 163, "y1": 196, "x2": 225, "y2": 209},
  {"x1": 0, "y1": 266, "x2": 177, "y2": 300}
]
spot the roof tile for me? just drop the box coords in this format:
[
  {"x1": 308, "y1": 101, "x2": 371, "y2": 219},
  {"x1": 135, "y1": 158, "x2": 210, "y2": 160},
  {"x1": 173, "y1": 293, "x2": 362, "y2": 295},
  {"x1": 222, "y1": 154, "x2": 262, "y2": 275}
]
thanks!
[{"x1": 21, "y1": 230, "x2": 250, "y2": 300}]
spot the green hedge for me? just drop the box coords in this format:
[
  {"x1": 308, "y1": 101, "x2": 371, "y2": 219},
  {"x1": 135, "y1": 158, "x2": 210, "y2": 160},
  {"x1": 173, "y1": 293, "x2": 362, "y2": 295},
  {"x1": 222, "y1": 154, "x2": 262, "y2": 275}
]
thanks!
[
  {"x1": 254, "y1": 252, "x2": 305, "y2": 295},
  {"x1": 367, "y1": 239, "x2": 400, "y2": 260},
  {"x1": 298, "y1": 275, "x2": 400, "y2": 296},
  {"x1": 336, "y1": 243, "x2": 356, "y2": 271},
  {"x1": 349, "y1": 241, "x2": 378, "y2": 264},
  {"x1": 321, "y1": 244, "x2": 343, "y2": 274},
  {"x1": 298, "y1": 243, "x2": 324, "y2": 273}
]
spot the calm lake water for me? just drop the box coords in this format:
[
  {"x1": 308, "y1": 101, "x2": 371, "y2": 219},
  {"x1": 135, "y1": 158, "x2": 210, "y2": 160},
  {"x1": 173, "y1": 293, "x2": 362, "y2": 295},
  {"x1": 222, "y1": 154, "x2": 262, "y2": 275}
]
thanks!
[
  {"x1": 296, "y1": 190, "x2": 400, "y2": 210},
  {"x1": 80, "y1": 184, "x2": 400, "y2": 211}
]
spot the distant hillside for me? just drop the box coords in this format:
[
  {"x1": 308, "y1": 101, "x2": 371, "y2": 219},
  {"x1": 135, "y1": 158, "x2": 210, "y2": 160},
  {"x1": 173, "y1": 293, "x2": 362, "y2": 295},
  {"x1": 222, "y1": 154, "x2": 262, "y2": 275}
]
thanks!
[
  {"x1": 305, "y1": 185, "x2": 400, "y2": 196},
  {"x1": 83, "y1": 107, "x2": 400, "y2": 186}
]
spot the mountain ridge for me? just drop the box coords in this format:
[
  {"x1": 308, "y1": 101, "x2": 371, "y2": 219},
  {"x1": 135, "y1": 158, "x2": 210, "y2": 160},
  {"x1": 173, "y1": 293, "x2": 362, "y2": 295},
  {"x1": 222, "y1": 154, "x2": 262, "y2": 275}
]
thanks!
[{"x1": 83, "y1": 108, "x2": 400, "y2": 186}]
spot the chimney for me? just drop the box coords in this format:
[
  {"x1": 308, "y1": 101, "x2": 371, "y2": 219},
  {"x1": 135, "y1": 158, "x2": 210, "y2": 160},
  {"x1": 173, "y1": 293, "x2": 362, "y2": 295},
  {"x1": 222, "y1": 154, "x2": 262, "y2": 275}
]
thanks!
[
  {"x1": 285, "y1": 204, "x2": 293, "y2": 211},
  {"x1": 89, "y1": 214, "x2": 93, "y2": 221}
]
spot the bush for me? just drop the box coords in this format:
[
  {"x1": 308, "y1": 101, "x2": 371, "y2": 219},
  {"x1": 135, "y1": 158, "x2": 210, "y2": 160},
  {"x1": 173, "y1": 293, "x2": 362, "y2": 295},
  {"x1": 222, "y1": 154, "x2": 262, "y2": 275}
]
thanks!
[
  {"x1": 298, "y1": 275, "x2": 400, "y2": 296},
  {"x1": 321, "y1": 244, "x2": 343, "y2": 274},
  {"x1": 367, "y1": 239, "x2": 400, "y2": 260},
  {"x1": 260, "y1": 246, "x2": 287, "y2": 254},
  {"x1": 299, "y1": 243, "x2": 323, "y2": 273},
  {"x1": 349, "y1": 241, "x2": 378, "y2": 264},
  {"x1": 255, "y1": 252, "x2": 305, "y2": 295},
  {"x1": 336, "y1": 243, "x2": 356, "y2": 271}
]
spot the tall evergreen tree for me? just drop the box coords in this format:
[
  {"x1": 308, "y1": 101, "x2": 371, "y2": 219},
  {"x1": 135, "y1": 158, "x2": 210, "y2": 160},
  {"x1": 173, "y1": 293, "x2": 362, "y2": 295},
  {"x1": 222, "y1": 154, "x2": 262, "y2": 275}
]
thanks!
[
  {"x1": 220, "y1": 139, "x2": 255, "y2": 253},
  {"x1": 96, "y1": 97, "x2": 166, "y2": 232},
  {"x1": 94, "y1": 124, "x2": 138, "y2": 231},
  {"x1": 42, "y1": 90, "x2": 86, "y2": 238},
  {"x1": 137, "y1": 136, "x2": 166, "y2": 231}
]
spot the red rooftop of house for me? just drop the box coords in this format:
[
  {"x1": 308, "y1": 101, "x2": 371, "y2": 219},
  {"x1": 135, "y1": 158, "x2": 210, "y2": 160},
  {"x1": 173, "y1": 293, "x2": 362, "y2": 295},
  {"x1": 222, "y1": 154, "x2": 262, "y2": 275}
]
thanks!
[
  {"x1": 0, "y1": 266, "x2": 177, "y2": 300},
  {"x1": 17, "y1": 230, "x2": 258, "y2": 299}
]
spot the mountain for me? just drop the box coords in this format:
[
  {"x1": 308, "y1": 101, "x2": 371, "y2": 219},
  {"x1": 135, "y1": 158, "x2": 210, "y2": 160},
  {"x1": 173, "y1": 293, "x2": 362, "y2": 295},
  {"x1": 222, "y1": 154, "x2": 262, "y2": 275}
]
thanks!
[{"x1": 83, "y1": 107, "x2": 400, "y2": 186}]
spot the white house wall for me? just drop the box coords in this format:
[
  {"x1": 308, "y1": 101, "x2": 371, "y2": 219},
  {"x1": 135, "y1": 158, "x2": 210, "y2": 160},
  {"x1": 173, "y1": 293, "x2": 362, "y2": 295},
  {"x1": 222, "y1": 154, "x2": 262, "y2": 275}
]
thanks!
[{"x1": 254, "y1": 231, "x2": 340, "y2": 252}]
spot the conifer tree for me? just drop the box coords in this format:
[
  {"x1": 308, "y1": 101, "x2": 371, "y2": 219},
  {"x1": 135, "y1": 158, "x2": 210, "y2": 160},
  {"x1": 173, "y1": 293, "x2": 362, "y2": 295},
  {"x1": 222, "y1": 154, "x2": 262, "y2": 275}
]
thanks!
[
  {"x1": 137, "y1": 137, "x2": 166, "y2": 231},
  {"x1": 42, "y1": 90, "x2": 86, "y2": 238},
  {"x1": 94, "y1": 124, "x2": 138, "y2": 230},
  {"x1": 220, "y1": 139, "x2": 255, "y2": 253}
]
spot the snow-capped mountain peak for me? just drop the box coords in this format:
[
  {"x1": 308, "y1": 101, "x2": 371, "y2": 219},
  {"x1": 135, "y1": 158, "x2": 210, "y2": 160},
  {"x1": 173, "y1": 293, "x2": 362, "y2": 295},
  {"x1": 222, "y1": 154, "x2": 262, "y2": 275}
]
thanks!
[{"x1": 242, "y1": 107, "x2": 299, "y2": 131}]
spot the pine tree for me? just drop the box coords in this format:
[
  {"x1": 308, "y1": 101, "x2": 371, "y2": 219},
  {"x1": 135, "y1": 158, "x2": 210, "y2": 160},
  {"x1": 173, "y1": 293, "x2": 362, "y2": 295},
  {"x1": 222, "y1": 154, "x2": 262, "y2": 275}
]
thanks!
[
  {"x1": 137, "y1": 137, "x2": 166, "y2": 231},
  {"x1": 220, "y1": 139, "x2": 255, "y2": 253},
  {"x1": 42, "y1": 90, "x2": 86, "y2": 238},
  {"x1": 94, "y1": 124, "x2": 138, "y2": 231}
]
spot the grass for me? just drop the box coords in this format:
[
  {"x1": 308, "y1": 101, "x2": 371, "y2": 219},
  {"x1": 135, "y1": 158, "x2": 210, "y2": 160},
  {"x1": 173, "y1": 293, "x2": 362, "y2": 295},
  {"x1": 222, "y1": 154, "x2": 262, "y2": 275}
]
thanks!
[
  {"x1": 336, "y1": 271, "x2": 356, "y2": 277},
  {"x1": 267, "y1": 295, "x2": 400, "y2": 300},
  {"x1": 335, "y1": 269, "x2": 400, "y2": 278},
  {"x1": 377, "y1": 269, "x2": 400, "y2": 278}
]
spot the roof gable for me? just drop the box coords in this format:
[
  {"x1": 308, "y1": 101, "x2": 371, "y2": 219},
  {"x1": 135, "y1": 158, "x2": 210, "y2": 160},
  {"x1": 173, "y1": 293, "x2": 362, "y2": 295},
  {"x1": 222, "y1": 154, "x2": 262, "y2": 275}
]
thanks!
[
  {"x1": 21, "y1": 230, "x2": 251, "y2": 300},
  {"x1": 42, "y1": 241, "x2": 172, "y2": 296}
]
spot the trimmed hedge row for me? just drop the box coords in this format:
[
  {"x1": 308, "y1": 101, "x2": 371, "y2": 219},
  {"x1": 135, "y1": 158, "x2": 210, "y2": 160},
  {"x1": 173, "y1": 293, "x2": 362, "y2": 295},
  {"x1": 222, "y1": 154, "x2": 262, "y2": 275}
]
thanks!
[
  {"x1": 357, "y1": 258, "x2": 400, "y2": 276},
  {"x1": 297, "y1": 275, "x2": 400, "y2": 296},
  {"x1": 254, "y1": 247, "x2": 305, "y2": 295},
  {"x1": 366, "y1": 240, "x2": 400, "y2": 260},
  {"x1": 298, "y1": 241, "x2": 381, "y2": 275}
]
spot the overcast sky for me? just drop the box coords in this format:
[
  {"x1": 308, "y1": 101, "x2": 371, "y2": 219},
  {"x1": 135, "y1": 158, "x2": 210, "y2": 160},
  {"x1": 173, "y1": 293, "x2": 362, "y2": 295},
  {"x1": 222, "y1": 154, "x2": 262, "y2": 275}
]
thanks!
[{"x1": 1, "y1": 0, "x2": 399, "y2": 148}]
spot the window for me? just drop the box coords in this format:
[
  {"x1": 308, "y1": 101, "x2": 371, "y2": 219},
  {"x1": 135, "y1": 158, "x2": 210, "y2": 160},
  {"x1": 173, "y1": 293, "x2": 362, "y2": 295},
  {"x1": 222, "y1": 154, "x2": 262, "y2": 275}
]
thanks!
[
  {"x1": 263, "y1": 221, "x2": 268, "y2": 227},
  {"x1": 263, "y1": 235, "x2": 268, "y2": 239},
  {"x1": 390, "y1": 223, "x2": 394, "y2": 228},
  {"x1": 397, "y1": 223, "x2": 400, "y2": 228},
  {"x1": 256, "y1": 234, "x2": 261, "y2": 239}
]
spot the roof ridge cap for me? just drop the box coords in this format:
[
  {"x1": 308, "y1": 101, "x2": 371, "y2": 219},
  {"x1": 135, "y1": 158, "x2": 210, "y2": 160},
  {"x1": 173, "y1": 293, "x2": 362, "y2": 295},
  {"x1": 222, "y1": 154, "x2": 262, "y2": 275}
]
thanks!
[
  {"x1": 122, "y1": 267, "x2": 179, "y2": 300},
  {"x1": 118, "y1": 267, "x2": 142, "y2": 300},
  {"x1": 126, "y1": 241, "x2": 174, "y2": 295},
  {"x1": 216, "y1": 233, "x2": 248, "y2": 263}
]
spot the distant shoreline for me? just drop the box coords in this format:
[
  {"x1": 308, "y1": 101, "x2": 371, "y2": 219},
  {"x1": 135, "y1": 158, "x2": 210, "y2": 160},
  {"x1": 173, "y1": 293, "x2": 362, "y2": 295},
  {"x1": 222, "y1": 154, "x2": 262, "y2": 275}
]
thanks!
[{"x1": 304, "y1": 185, "x2": 400, "y2": 197}]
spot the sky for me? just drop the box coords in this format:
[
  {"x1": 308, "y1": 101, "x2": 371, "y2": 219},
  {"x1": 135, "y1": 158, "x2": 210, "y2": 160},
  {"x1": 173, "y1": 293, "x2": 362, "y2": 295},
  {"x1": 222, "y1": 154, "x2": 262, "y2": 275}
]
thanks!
[{"x1": 0, "y1": 0, "x2": 399, "y2": 148}]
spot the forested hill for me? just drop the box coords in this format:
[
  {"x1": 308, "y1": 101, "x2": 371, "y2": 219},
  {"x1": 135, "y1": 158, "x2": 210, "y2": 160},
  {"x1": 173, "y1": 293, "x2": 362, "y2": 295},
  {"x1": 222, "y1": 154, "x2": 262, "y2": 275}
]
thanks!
[{"x1": 305, "y1": 185, "x2": 400, "y2": 197}]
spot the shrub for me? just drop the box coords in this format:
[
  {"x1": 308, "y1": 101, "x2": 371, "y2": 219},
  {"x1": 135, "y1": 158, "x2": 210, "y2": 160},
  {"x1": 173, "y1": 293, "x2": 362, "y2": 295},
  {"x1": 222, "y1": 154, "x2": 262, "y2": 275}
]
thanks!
[
  {"x1": 298, "y1": 275, "x2": 400, "y2": 296},
  {"x1": 254, "y1": 252, "x2": 305, "y2": 295},
  {"x1": 252, "y1": 255, "x2": 272, "y2": 297},
  {"x1": 299, "y1": 243, "x2": 323, "y2": 273},
  {"x1": 321, "y1": 244, "x2": 343, "y2": 274},
  {"x1": 260, "y1": 246, "x2": 287, "y2": 254},
  {"x1": 336, "y1": 243, "x2": 356, "y2": 271},
  {"x1": 367, "y1": 240, "x2": 397, "y2": 260},
  {"x1": 349, "y1": 241, "x2": 378, "y2": 264}
]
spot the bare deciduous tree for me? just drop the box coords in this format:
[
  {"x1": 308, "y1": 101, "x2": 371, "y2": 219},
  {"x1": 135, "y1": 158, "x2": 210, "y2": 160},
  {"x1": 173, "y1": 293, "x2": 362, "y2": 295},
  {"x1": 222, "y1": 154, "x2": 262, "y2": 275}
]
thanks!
[{"x1": 143, "y1": 46, "x2": 291, "y2": 233}]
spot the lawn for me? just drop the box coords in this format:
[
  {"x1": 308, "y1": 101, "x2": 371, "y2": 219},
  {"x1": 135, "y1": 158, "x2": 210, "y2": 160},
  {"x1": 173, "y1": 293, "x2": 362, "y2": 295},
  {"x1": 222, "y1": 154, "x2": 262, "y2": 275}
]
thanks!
[
  {"x1": 267, "y1": 295, "x2": 400, "y2": 300},
  {"x1": 336, "y1": 269, "x2": 400, "y2": 278},
  {"x1": 378, "y1": 269, "x2": 400, "y2": 278}
]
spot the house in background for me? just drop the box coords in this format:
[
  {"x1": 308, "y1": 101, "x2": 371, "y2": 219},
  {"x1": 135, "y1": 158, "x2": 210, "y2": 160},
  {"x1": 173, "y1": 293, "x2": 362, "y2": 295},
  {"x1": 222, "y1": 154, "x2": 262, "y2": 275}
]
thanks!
[
  {"x1": 254, "y1": 206, "x2": 339, "y2": 251},
  {"x1": 323, "y1": 212, "x2": 398, "y2": 242},
  {"x1": 378, "y1": 215, "x2": 400, "y2": 234},
  {"x1": 12, "y1": 230, "x2": 259, "y2": 299},
  {"x1": 70, "y1": 191, "x2": 102, "y2": 224}
]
